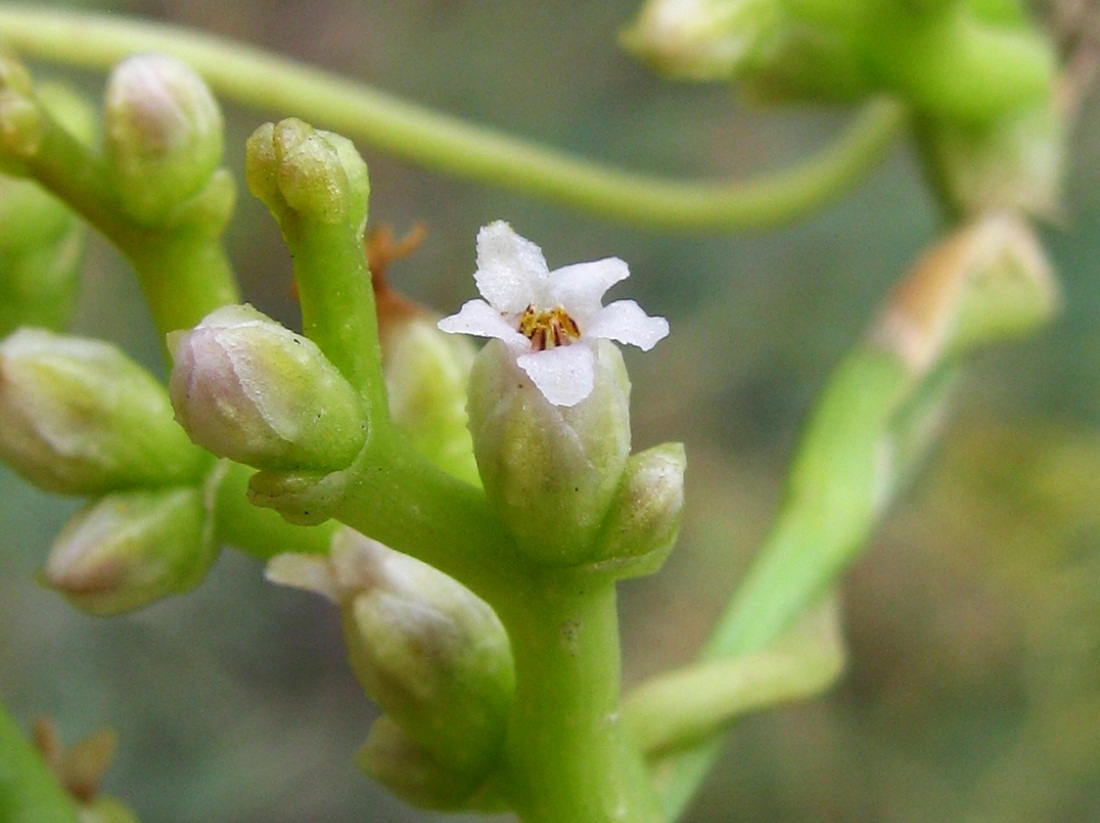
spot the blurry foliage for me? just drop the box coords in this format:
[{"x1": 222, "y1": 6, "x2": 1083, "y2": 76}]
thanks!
[{"x1": 1, "y1": 1, "x2": 1098, "y2": 821}]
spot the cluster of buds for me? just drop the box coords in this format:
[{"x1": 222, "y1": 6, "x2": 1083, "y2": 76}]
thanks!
[
  {"x1": 622, "y1": 0, "x2": 1063, "y2": 217},
  {"x1": 267, "y1": 528, "x2": 513, "y2": 811},
  {"x1": 0, "y1": 329, "x2": 218, "y2": 615}
]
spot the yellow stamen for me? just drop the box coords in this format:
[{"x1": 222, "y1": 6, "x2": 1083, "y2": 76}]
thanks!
[{"x1": 518, "y1": 304, "x2": 581, "y2": 351}]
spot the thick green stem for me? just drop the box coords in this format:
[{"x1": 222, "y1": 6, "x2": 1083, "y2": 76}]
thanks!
[
  {"x1": 285, "y1": 217, "x2": 388, "y2": 423},
  {"x1": 496, "y1": 575, "x2": 662, "y2": 823},
  {"x1": 0, "y1": 6, "x2": 906, "y2": 231},
  {"x1": 126, "y1": 230, "x2": 239, "y2": 342}
]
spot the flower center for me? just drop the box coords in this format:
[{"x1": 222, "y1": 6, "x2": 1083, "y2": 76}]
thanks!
[{"x1": 518, "y1": 304, "x2": 581, "y2": 351}]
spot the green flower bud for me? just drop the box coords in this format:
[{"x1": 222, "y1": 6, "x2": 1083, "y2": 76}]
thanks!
[
  {"x1": 620, "y1": 0, "x2": 783, "y2": 80},
  {"x1": 0, "y1": 225, "x2": 84, "y2": 336},
  {"x1": 871, "y1": 213, "x2": 1057, "y2": 374},
  {"x1": 0, "y1": 174, "x2": 74, "y2": 254},
  {"x1": 266, "y1": 529, "x2": 513, "y2": 778},
  {"x1": 920, "y1": 99, "x2": 1063, "y2": 218},
  {"x1": 246, "y1": 118, "x2": 369, "y2": 234},
  {"x1": 0, "y1": 329, "x2": 210, "y2": 495},
  {"x1": 590, "y1": 442, "x2": 686, "y2": 578},
  {"x1": 0, "y1": 86, "x2": 44, "y2": 175},
  {"x1": 466, "y1": 338, "x2": 631, "y2": 565},
  {"x1": 168, "y1": 304, "x2": 367, "y2": 472},
  {"x1": 104, "y1": 54, "x2": 224, "y2": 225},
  {"x1": 356, "y1": 716, "x2": 505, "y2": 812},
  {"x1": 42, "y1": 487, "x2": 216, "y2": 616},
  {"x1": 379, "y1": 301, "x2": 479, "y2": 487}
]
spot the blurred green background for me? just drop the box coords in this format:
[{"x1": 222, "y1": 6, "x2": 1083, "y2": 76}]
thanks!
[{"x1": 1, "y1": 1, "x2": 1098, "y2": 821}]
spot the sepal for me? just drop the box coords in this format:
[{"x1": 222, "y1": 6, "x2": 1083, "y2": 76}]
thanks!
[{"x1": 589, "y1": 442, "x2": 686, "y2": 579}]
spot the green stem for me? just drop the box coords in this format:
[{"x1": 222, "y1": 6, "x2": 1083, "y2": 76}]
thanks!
[
  {"x1": 285, "y1": 215, "x2": 388, "y2": 424},
  {"x1": 495, "y1": 574, "x2": 662, "y2": 823},
  {"x1": 0, "y1": 6, "x2": 907, "y2": 231},
  {"x1": 0, "y1": 703, "x2": 81, "y2": 823}
]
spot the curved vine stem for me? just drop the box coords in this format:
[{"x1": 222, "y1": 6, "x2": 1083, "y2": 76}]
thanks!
[{"x1": 0, "y1": 5, "x2": 907, "y2": 232}]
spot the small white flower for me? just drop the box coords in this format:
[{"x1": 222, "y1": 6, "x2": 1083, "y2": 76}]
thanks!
[{"x1": 438, "y1": 221, "x2": 669, "y2": 407}]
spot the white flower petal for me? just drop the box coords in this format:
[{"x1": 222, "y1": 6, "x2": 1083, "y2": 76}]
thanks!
[
  {"x1": 438, "y1": 299, "x2": 527, "y2": 348},
  {"x1": 517, "y1": 345, "x2": 595, "y2": 407},
  {"x1": 550, "y1": 258, "x2": 630, "y2": 322},
  {"x1": 585, "y1": 300, "x2": 669, "y2": 351},
  {"x1": 474, "y1": 221, "x2": 549, "y2": 314}
]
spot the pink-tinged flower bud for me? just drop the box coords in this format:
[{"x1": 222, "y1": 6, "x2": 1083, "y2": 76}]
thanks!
[
  {"x1": 104, "y1": 54, "x2": 225, "y2": 225},
  {"x1": 0, "y1": 330, "x2": 210, "y2": 495},
  {"x1": 266, "y1": 529, "x2": 513, "y2": 781},
  {"x1": 42, "y1": 487, "x2": 216, "y2": 616},
  {"x1": 591, "y1": 442, "x2": 686, "y2": 578},
  {"x1": 168, "y1": 304, "x2": 367, "y2": 472}
]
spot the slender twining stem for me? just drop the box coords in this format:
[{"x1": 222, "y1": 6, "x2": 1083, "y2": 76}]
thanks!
[
  {"x1": 623, "y1": 597, "x2": 845, "y2": 761},
  {"x1": 0, "y1": 6, "x2": 908, "y2": 231}
]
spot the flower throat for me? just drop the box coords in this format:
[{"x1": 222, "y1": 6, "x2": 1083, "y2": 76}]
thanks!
[{"x1": 518, "y1": 304, "x2": 580, "y2": 351}]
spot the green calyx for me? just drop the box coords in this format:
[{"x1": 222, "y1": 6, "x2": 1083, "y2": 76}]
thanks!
[{"x1": 466, "y1": 339, "x2": 632, "y2": 567}]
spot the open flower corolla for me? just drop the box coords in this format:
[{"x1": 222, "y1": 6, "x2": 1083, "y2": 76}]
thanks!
[{"x1": 438, "y1": 221, "x2": 668, "y2": 406}]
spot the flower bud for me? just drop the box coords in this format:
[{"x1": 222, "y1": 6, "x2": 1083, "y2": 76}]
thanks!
[
  {"x1": 0, "y1": 175, "x2": 74, "y2": 255},
  {"x1": 0, "y1": 329, "x2": 210, "y2": 495},
  {"x1": 380, "y1": 303, "x2": 480, "y2": 487},
  {"x1": 42, "y1": 487, "x2": 216, "y2": 616},
  {"x1": 168, "y1": 304, "x2": 367, "y2": 472},
  {"x1": 0, "y1": 87, "x2": 44, "y2": 175},
  {"x1": 590, "y1": 442, "x2": 686, "y2": 578},
  {"x1": 0, "y1": 226, "x2": 84, "y2": 336},
  {"x1": 920, "y1": 100, "x2": 1063, "y2": 218},
  {"x1": 266, "y1": 529, "x2": 513, "y2": 778},
  {"x1": 620, "y1": 0, "x2": 782, "y2": 80},
  {"x1": 466, "y1": 338, "x2": 631, "y2": 565},
  {"x1": 871, "y1": 213, "x2": 1057, "y2": 374},
  {"x1": 356, "y1": 716, "x2": 504, "y2": 812},
  {"x1": 246, "y1": 118, "x2": 369, "y2": 234},
  {"x1": 104, "y1": 54, "x2": 224, "y2": 225}
]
